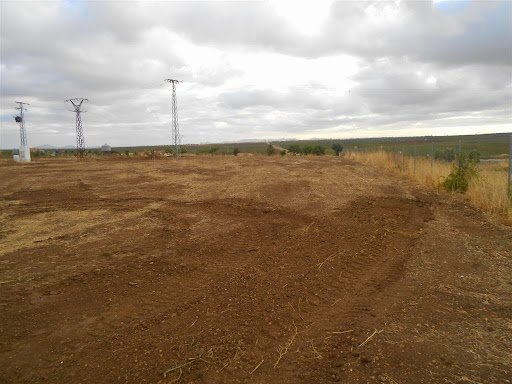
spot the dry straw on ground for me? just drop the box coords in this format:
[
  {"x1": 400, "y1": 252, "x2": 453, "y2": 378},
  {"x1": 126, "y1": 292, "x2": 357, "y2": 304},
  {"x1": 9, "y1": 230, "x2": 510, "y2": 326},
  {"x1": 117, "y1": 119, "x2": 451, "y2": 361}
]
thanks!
[{"x1": 346, "y1": 151, "x2": 511, "y2": 224}]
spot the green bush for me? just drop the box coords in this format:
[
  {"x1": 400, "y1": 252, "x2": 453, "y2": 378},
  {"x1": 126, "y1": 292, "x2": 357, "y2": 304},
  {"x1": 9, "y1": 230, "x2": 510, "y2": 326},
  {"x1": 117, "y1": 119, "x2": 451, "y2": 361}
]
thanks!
[
  {"x1": 303, "y1": 145, "x2": 313, "y2": 155},
  {"x1": 208, "y1": 146, "x2": 219, "y2": 154},
  {"x1": 267, "y1": 144, "x2": 276, "y2": 156},
  {"x1": 233, "y1": 147, "x2": 240, "y2": 156},
  {"x1": 280, "y1": 150, "x2": 286, "y2": 156},
  {"x1": 311, "y1": 145, "x2": 325, "y2": 155},
  {"x1": 288, "y1": 144, "x2": 301, "y2": 154},
  {"x1": 442, "y1": 154, "x2": 477, "y2": 193},
  {"x1": 331, "y1": 143, "x2": 343, "y2": 156}
]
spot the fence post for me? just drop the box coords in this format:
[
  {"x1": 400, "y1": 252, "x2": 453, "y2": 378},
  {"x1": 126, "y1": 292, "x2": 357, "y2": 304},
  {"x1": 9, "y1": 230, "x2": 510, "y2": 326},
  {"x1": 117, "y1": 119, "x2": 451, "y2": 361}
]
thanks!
[{"x1": 508, "y1": 134, "x2": 512, "y2": 200}]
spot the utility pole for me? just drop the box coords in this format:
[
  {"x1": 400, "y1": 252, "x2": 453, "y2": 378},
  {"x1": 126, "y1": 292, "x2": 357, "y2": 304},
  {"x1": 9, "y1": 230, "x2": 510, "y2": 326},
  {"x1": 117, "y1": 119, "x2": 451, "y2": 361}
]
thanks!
[
  {"x1": 14, "y1": 101, "x2": 31, "y2": 162},
  {"x1": 65, "y1": 98, "x2": 88, "y2": 159},
  {"x1": 165, "y1": 79, "x2": 181, "y2": 159}
]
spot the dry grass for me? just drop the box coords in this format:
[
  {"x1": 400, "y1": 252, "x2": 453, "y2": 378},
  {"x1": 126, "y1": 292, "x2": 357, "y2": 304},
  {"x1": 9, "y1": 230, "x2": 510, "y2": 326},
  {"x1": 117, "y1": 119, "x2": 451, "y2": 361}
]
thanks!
[
  {"x1": 467, "y1": 163, "x2": 511, "y2": 220},
  {"x1": 346, "y1": 151, "x2": 511, "y2": 224}
]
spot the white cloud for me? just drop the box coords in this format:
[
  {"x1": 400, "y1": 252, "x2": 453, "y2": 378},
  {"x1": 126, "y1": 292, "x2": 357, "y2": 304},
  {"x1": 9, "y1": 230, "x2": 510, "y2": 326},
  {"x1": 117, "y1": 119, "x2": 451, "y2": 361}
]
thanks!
[{"x1": 0, "y1": 0, "x2": 511, "y2": 149}]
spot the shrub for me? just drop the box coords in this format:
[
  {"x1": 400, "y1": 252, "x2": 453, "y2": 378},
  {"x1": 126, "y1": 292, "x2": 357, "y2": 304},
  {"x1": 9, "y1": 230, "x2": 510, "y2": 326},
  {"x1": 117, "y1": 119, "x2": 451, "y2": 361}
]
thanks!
[
  {"x1": 435, "y1": 148, "x2": 455, "y2": 162},
  {"x1": 442, "y1": 154, "x2": 478, "y2": 193},
  {"x1": 303, "y1": 145, "x2": 313, "y2": 155},
  {"x1": 267, "y1": 144, "x2": 276, "y2": 156},
  {"x1": 468, "y1": 150, "x2": 480, "y2": 163},
  {"x1": 311, "y1": 145, "x2": 325, "y2": 155},
  {"x1": 233, "y1": 147, "x2": 240, "y2": 156},
  {"x1": 288, "y1": 144, "x2": 301, "y2": 154},
  {"x1": 331, "y1": 143, "x2": 343, "y2": 156},
  {"x1": 280, "y1": 150, "x2": 286, "y2": 156},
  {"x1": 208, "y1": 146, "x2": 219, "y2": 154}
]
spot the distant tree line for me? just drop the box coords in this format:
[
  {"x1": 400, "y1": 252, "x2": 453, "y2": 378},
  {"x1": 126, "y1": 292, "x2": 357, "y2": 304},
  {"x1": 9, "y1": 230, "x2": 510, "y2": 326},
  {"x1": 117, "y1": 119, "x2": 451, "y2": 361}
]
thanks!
[{"x1": 286, "y1": 142, "x2": 343, "y2": 156}]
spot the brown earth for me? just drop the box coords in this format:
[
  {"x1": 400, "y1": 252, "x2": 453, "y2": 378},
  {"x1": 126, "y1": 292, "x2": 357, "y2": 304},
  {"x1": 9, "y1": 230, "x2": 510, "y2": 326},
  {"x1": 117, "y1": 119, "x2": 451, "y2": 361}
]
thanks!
[{"x1": 0, "y1": 156, "x2": 511, "y2": 384}]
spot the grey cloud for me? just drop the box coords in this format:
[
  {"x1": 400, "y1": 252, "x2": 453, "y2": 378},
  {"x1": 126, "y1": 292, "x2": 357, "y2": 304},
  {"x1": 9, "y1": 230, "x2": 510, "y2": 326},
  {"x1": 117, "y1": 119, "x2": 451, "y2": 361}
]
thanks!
[
  {"x1": 1, "y1": 0, "x2": 511, "y2": 149},
  {"x1": 84, "y1": 1, "x2": 512, "y2": 66}
]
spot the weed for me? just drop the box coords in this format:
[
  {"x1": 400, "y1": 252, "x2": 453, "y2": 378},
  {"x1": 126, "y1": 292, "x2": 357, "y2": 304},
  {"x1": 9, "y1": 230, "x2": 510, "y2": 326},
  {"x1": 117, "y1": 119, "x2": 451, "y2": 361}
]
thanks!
[{"x1": 442, "y1": 154, "x2": 477, "y2": 193}]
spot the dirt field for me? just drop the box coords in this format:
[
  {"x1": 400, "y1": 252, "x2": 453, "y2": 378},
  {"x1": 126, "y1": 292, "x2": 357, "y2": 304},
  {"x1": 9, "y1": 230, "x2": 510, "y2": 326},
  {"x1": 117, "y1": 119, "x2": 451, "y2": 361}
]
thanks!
[{"x1": 1, "y1": 156, "x2": 511, "y2": 384}]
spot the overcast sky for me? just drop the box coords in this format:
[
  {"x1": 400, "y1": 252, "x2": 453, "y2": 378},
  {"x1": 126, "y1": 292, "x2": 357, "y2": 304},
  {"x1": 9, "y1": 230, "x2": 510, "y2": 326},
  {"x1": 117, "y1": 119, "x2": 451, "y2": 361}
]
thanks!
[{"x1": 1, "y1": 0, "x2": 511, "y2": 148}]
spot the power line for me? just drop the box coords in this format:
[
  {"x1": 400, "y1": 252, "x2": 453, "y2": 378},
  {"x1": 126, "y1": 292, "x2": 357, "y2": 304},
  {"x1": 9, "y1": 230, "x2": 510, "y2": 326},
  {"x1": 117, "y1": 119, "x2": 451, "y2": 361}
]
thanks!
[
  {"x1": 165, "y1": 79, "x2": 181, "y2": 160},
  {"x1": 65, "y1": 98, "x2": 88, "y2": 159}
]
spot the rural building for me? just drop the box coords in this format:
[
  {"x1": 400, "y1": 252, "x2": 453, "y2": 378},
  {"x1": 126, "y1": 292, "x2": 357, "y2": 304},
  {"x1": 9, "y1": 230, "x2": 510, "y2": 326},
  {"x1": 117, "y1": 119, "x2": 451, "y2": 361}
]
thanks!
[{"x1": 101, "y1": 144, "x2": 112, "y2": 154}]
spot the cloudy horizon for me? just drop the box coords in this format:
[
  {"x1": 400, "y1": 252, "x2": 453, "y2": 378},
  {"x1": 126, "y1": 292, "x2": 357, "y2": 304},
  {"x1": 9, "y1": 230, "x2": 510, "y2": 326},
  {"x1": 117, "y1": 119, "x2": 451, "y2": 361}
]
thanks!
[{"x1": 1, "y1": 0, "x2": 511, "y2": 149}]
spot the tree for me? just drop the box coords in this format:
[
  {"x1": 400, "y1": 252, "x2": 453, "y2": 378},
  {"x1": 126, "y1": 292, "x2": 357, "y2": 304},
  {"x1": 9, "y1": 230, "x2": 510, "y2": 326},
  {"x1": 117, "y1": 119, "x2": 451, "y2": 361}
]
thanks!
[{"x1": 331, "y1": 143, "x2": 343, "y2": 156}]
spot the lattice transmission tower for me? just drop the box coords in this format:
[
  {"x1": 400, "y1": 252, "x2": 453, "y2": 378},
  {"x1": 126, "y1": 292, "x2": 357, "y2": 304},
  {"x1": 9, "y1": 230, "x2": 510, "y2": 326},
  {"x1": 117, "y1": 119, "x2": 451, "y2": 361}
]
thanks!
[
  {"x1": 14, "y1": 101, "x2": 31, "y2": 162},
  {"x1": 65, "y1": 98, "x2": 88, "y2": 159},
  {"x1": 165, "y1": 79, "x2": 181, "y2": 159}
]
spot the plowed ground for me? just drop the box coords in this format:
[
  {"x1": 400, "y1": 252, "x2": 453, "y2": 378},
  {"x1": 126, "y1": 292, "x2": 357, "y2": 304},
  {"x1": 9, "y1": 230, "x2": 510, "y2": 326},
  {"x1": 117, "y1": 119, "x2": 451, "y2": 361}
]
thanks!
[{"x1": 0, "y1": 156, "x2": 511, "y2": 384}]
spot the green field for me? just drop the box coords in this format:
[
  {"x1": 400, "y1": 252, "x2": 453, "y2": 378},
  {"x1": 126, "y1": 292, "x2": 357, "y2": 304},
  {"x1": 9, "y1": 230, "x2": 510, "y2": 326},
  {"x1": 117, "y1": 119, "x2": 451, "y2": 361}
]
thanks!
[
  {"x1": 275, "y1": 133, "x2": 510, "y2": 159},
  {"x1": 1, "y1": 132, "x2": 510, "y2": 159}
]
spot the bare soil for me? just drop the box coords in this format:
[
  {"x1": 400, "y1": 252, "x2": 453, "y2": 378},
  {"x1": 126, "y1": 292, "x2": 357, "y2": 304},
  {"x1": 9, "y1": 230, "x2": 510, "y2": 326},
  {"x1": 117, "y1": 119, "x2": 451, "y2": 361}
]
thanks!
[{"x1": 0, "y1": 156, "x2": 511, "y2": 384}]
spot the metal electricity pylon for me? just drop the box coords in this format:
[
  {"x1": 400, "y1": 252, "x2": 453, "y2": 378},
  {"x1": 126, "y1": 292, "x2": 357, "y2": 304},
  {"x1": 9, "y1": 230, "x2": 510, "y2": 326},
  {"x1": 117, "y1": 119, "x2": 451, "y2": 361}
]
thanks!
[
  {"x1": 165, "y1": 79, "x2": 181, "y2": 159},
  {"x1": 65, "y1": 98, "x2": 88, "y2": 159},
  {"x1": 15, "y1": 101, "x2": 29, "y2": 147}
]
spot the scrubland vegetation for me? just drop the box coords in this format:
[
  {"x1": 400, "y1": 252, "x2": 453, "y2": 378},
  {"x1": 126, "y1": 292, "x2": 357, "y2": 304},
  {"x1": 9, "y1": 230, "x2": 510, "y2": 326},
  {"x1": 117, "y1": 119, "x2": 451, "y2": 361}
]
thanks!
[{"x1": 346, "y1": 150, "x2": 511, "y2": 224}]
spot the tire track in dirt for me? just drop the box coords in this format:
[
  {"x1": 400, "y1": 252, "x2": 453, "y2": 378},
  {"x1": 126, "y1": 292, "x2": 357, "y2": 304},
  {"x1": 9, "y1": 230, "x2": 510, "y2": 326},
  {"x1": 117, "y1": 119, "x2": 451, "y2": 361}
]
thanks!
[
  {"x1": 1, "y1": 157, "x2": 510, "y2": 384},
  {"x1": 257, "y1": 191, "x2": 434, "y2": 382}
]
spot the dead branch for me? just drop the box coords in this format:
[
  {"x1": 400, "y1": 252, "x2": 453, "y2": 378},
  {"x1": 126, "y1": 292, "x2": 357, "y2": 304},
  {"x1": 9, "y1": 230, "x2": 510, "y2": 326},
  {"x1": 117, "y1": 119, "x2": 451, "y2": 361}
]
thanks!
[
  {"x1": 327, "y1": 329, "x2": 353, "y2": 335},
  {"x1": 358, "y1": 329, "x2": 383, "y2": 347},
  {"x1": 288, "y1": 299, "x2": 305, "y2": 322},
  {"x1": 302, "y1": 222, "x2": 315, "y2": 233},
  {"x1": 169, "y1": 368, "x2": 182, "y2": 384},
  {"x1": 249, "y1": 359, "x2": 264, "y2": 375},
  {"x1": 317, "y1": 255, "x2": 335, "y2": 270},
  {"x1": 297, "y1": 298, "x2": 305, "y2": 322},
  {"x1": 331, "y1": 298, "x2": 342, "y2": 306},
  {"x1": 308, "y1": 340, "x2": 322, "y2": 359},
  {"x1": 163, "y1": 359, "x2": 196, "y2": 378},
  {"x1": 217, "y1": 349, "x2": 239, "y2": 373},
  {"x1": 274, "y1": 321, "x2": 298, "y2": 368}
]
